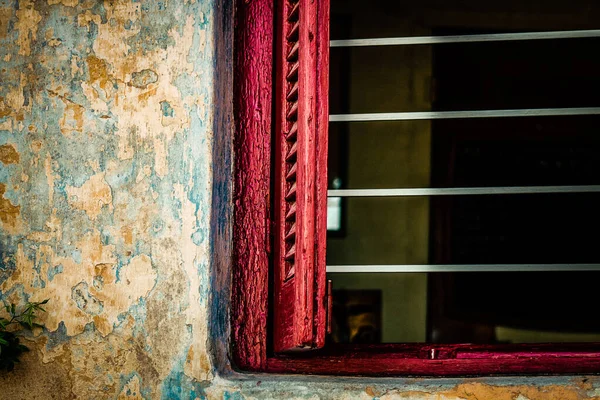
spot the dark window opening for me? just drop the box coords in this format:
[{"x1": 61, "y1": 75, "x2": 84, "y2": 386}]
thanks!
[{"x1": 327, "y1": 0, "x2": 600, "y2": 345}]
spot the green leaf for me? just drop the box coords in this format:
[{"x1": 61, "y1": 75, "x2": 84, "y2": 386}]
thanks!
[
  {"x1": 0, "y1": 337, "x2": 8, "y2": 345},
  {"x1": 39, "y1": 299, "x2": 49, "y2": 305},
  {"x1": 18, "y1": 321, "x2": 32, "y2": 330},
  {"x1": 10, "y1": 303, "x2": 15, "y2": 316}
]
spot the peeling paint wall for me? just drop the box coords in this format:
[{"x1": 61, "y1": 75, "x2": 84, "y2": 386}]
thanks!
[
  {"x1": 1, "y1": 0, "x2": 600, "y2": 399},
  {"x1": 0, "y1": 0, "x2": 215, "y2": 397}
]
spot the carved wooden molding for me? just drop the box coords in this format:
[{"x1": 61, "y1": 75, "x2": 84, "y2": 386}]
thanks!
[{"x1": 273, "y1": 0, "x2": 330, "y2": 353}]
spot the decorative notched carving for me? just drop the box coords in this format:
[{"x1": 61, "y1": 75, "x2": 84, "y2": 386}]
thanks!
[
  {"x1": 281, "y1": 0, "x2": 301, "y2": 281},
  {"x1": 273, "y1": 0, "x2": 330, "y2": 352}
]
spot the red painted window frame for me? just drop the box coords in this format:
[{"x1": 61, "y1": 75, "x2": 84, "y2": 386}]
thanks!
[
  {"x1": 271, "y1": 0, "x2": 329, "y2": 353},
  {"x1": 231, "y1": 0, "x2": 600, "y2": 376}
]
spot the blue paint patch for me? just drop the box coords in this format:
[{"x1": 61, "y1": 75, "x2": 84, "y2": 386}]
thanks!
[
  {"x1": 191, "y1": 229, "x2": 204, "y2": 245},
  {"x1": 196, "y1": 259, "x2": 209, "y2": 304},
  {"x1": 0, "y1": 165, "x2": 11, "y2": 187},
  {"x1": 186, "y1": 104, "x2": 209, "y2": 217},
  {"x1": 151, "y1": 218, "x2": 165, "y2": 236},
  {"x1": 0, "y1": 243, "x2": 17, "y2": 286},
  {"x1": 101, "y1": 230, "x2": 111, "y2": 245},
  {"x1": 71, "y1": 249, "x2": 82, "y2": 264},
  {"x1": 161, "y1": 360, "x2": 208, "y2": 400},
  {"x1": 0, "y1": 284, "x2": 29, "y2": 305},
  {"x1": 88, "y1": 21, "x2": 98, "y2": 40},
  {"x1": 89, "y1": 1, "x2": 108, "y2": 24},
  {"x1": 105, "y1": 160, "x2": 141, "y2": 191},
  {"x1": 166, "y1": 126, "x2": 187, "y2": 185},
  {"x1": 223, "y1": 391, "x2": 244, "y2": 400},
  {"x1": 1, "y1": 182, "x2": 21, "y2": 206},
  {"x1": 173, "y1": 73, "x2": 196, "y2": 100},
  {"x1": 47, "y1": 264, "x2": 63, "y2": 282},
  {"x1": 118, "y1": 372, "x2": 149, "y2": 399},
  {"x1": 126, "y1": 297, "x2": 149, "y2": 339},
  {"x1": 114, "y1": 259, "x2": 124, "y2": 283},
  {"x1": 160, "y1": 101, "x2": 174, "y2": 117},
  {"x1": 134, "y1": 239, "x2": 151, "y2": 261},
  {"x1": 46, "y1": 321, "x2": 69, "y2": 350},
  {"x1": 93, "y1": 275, "x2": 104, "y2": 290},
  {"x1": 72, "y1": 281, "x2": 104, "y2": 315}
]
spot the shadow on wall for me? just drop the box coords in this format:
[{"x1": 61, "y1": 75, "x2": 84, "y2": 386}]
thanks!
[{"x1": 208, "y1": 0, "x2": 235, "y2": 375}]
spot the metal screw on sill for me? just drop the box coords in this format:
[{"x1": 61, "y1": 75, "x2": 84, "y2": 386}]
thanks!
[{"x1": 429, "y1": 349, "x2": 438, "y2": 360}]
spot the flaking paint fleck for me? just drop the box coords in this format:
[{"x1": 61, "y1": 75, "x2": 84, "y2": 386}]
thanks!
[
  {"x1": 0, "y1": 183, "x2": 20, "y2": 230},
  {"x1": 130, "y1": 68, "x2": 158, "y2": 89},
  {"x1": 65, "y1": 172, "x2": 113, "y2": 220},
  {"x1": 0, "y1": 143, "x2": 20, "y2": 164}
]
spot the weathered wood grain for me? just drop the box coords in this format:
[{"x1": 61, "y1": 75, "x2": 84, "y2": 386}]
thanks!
[
  {"x1": 267, "y1": 343, "x2": 600, "y2": 376},
  {"x1": 231, "y1": 0, "x2": 274, "y2": 371},
  {"x1": 273, "y1": 0, "x2": 329, "y2": 353}
]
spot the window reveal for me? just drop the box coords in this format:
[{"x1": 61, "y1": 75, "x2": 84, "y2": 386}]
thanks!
[{"x1": 232, "y1": 0, "x2": 600, "y2": 376}]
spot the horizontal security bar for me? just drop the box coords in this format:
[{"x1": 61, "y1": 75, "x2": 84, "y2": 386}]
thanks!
[
  {"x1": 330, "y1": 29, "x2": 600, "y2": 47},
  {"x1": 326, "y1": 264, "x2": 600, "y2": 273},
  {"x1": 329, "y1": 107, "x2": 600, "y2": 122},
  {"x1": 327, "y1": 185, "x2": 600, "y2": 197}
]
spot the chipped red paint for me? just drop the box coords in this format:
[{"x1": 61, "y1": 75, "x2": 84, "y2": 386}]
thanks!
[
  {"x1": 267, "y1": 344, "x2": 600, "y2": 376},
  {"x1": 231, "y1": 0, "x2": 600, "y2": 376},
  {"x1": 231, "y1": 0, "x2": 274, "y2": 371},
  {"x1": 273, "y1": 0, "x2": 329, "y2": 352},
  {"x1": 313, "y1": 0, "x2": 330, "y2": 350}
]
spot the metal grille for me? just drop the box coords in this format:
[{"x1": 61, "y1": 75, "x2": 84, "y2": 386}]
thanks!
[{"x1": 326, "y1": 29, "x2": 600, "y2": 273}]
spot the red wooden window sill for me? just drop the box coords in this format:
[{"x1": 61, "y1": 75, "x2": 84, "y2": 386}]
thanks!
[
  {"x1": 265, "y1": 344, "x2": 600, "y2": 376},
  {"x1": 231, "y1": 0, "x2": 600, "y2": 376}
]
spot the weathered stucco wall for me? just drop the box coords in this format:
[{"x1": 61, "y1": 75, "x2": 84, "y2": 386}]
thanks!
[
  {"x1": 0, "y1": 0, "x2": 219, "y2": 397},
  {"x1": 1, "y1": 0, "x2": 600, "y2": 399}
]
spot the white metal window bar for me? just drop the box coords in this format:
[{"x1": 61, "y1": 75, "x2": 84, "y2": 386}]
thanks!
[
  {"x1": 327, "y1": 29, "x2": 600, "y2": 273},
  {"x1": 330, "y1": 107, "x2": 600, "y2": 122},
  {"x1": 328, "y1": 186, "x2": 600, "y2": 197},
  {"x1": 327, "y1": 264, "x2": 600, "y2": 273},
  {"x1": 330, "y1": 29, "x2": 600, "y2": 48}
]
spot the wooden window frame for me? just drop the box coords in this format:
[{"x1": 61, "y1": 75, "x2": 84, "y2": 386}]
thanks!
[{"x1": 231, "y1": 0, "x2": 600, "y2": 376}]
